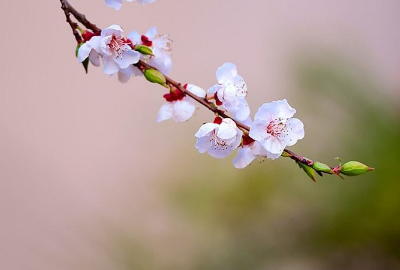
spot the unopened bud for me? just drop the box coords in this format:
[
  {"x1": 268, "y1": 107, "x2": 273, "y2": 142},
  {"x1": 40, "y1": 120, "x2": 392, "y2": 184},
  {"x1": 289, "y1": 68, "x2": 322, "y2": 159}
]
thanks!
[
  {"x1": 134, "y1": 45, "x2": 153, "y2": 56},
  {"x1": 144, "y1": 69, "x2": 167, "y2": 87},
  {"x1": 298, "y1": 162, "x2": 317, "y2": 182},
  {"x1": 82, "y1": 30, "x2": 94, "y2": 42},
  {"x1": 312, "y1": 161, "x2": 334, "y2": 174},
  {"x1": 340, "y1": 161, "x2": 374, "y2": 176}
]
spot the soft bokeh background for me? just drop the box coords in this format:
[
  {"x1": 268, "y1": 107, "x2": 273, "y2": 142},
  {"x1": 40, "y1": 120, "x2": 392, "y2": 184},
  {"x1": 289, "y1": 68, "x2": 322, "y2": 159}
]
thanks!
[{"x1": 1, "y1": 0, "x2": 400, "y2": 269}]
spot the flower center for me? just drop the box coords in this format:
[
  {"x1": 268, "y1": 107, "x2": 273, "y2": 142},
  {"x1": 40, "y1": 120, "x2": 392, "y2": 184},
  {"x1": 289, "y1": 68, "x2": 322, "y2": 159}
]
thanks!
[
  {"x1": 210, "y1": 131, "x2": 232, "y2": 151},
  {"x1": 266, "y1": 118, "x2": 288, "y2": 138},
  {"x1": 108, "y1": 35, "x2": 131, "y2": 59}
]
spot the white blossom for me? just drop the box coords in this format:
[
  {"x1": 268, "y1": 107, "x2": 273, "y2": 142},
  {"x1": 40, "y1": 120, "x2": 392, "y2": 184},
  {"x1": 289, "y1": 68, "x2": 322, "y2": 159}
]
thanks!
[
  {"x1": 157, "y1": 84, "x2": 205, "y2": 123},
  {"x1": 77, "y1": 25, "x2": 141, "y2": 82},
  {"x1": 249, "y1": 99, "x2": 305, "y2": 160},
  {"x1": 208, "y1": 62, "x2": 250, "y2": 121},
  {"x1": 195, "y1": 118, "x2": 243, "y2": 159},
  {"x1": 105, "y1": 0, "x2": 157, "y2": 11},
  {"x1": 128, "y1": 27, "x2": 172, "y2": 75}
]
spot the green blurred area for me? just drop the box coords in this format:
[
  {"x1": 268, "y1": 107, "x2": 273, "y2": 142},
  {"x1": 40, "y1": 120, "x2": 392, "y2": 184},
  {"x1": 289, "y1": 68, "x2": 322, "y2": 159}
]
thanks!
[{"x1": 107, "y1": 54, "x2": 400, "y2": 270}]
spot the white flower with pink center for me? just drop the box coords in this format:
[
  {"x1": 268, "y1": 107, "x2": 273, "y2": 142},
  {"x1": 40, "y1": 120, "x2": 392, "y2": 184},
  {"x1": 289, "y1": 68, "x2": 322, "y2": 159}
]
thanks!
[
  {"x1": 249, "y1": 99, "x2": 305, "y2": 159},
  {"x1": 195, "y1": 117, "x2": 243, "y2": 159},
  {"x1": 157, "y1": 84, "x2": 206, "y2": 123},
  {"x1": 78, "y1": 25, "x2": 140, "y2": 77},
  {"x1": 208, "y1": 62, "x2": 250, "y2": 121},
  {"x1": 128, "y1": 27, "x2": 172, "y2": 75},
  {"x1": 105, "y1": 0, "x2": 157, "y2": 11}
]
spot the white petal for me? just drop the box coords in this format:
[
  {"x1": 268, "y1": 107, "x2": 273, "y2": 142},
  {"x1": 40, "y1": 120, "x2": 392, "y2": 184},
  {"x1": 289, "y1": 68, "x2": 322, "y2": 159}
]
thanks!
[
  {"x1": 195, "y1": 136, "x2": 211, "y2": 154},
  {"x1": 118, "y1": 66, "x2": 134, "y2": 83},
  {"x1": 89, "y1": 50, "x2": 101, "y2": 67},
  {"x1": 283, "y1": 118, "x2": 305, "y2": 146},
  {"x1": 266, "y1": 151, "x2": 282, "y2": 160},
  {"x1": 77, "y1": 43, "x2": 91, "y2": 63},
  {"x1": 207, "y1": 84, "x2": 221, "y2": 95},
  {"x1": 87, "y1": 36, "x2": 102, "y2": 52},
  {"x1": 102, "y1": 25, "x2": 123, "y2": 37},
  {"x1": 249, "y1": 120, "x2": 268, "y2": 142},
  {"x1": 255, "y1": 99, "x2": 296, "y2": 121},
  {"x1": 216, "y1": 62, "x2": 237, "y2": 84},
  {"x1": 172, "y1": 99, "x2": 196, "y2": 122},
  {"x1": 235, "y1": 99, "x2": 250, "y2": 121},
  {"x1": 186, "y1": 84, "x2": 206, "y2": 98},
  {"x1": 149, "y1": 54, "x2": 172, "y2": 75},
  {"x1": 251, "y1": 141, "x2": 268, "y2": 156},
  {"x1": 217, "y1": 122, "x2": 237, "y2": 140},
  {"x1": 261, "y1": 136, "x2": 283, "y2": 155},
  {"x1": 195, "y1": 123, "x2": 219, "y2": 138},
  {"x1": 145, "y1": 27, "x2": 158, "y2": 40},
  {"x1": 103, "y1": 57, "x2": 120, "y2": 75},
  {"x1": 233, "y1": 147, "x2": 257, "y2": 169},
  {"x1": 115, "y1": 50, "x2": 140, "y2": 69},
  {"x1": 127, "y1": 31, "x2": 141, "y2": 44},
  {"x1": 156, "y1": 103, "x2": 173, "y2": 123},
  {"x1": 105, "y1": 0, "x2": 122, "y2": 10}
]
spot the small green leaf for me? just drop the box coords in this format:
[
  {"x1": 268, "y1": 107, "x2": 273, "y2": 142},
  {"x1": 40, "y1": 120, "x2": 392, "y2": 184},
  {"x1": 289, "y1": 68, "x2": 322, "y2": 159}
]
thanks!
[
  {"x1": 298, "y1": 162, "x2": 317, "y2": 182},
  {"x1": 82, "y1": 58, "x2": 89, "y2": 74}
]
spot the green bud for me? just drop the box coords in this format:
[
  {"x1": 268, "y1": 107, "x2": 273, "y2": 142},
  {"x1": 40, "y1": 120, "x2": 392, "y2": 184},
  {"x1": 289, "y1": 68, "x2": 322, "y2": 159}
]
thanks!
[
  {"x1": 298, "y1": 162, "x2": 317, "y2": 182},
  {"x1": 312, "y1": 161, "x2": 334, "y2": 174},
  {"x1": 134, "y1": 45, "x2": 154, "y2": 56},
  {"x1": 144, "y1": 69, "x2": 167, "y2": 87},
  {"x1": 340, "y1": 161, "x2": 374, "y2": 176}
]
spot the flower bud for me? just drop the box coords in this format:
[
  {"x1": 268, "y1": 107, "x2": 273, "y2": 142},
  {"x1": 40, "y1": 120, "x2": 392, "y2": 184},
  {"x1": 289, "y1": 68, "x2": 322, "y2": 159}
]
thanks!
[
  {"x1": 134, "y1": 45, "x2": 154, "y2": 56},
  {"x1": 82, "y1": 30, "x2": 94, "y2": 42},
  {"x1": 340, "y1": 161, "x2": 374, "y2": 176},
  {"x1": 312, "y1": 161, "x2": 334, "y2": 174},
  {"x1": 144, "y1": 69, "x2": 167, "y2": 87}
]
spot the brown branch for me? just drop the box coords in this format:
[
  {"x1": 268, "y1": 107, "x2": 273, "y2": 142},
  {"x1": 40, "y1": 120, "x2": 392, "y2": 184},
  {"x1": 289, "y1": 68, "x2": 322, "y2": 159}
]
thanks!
[{"x1": 58, "y1": 0, "x2": 348, "y2": 176}]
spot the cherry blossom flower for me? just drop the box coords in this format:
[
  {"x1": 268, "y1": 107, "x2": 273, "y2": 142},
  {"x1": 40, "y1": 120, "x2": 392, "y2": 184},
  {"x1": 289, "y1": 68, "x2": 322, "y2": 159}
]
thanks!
[
  {"x1": 78, "y1": 25, "x2": 141, "y2": 81},
  {"x1": 195, "y1": 117, "x2": 243, "y2": 159},
  {"x1": 105, "y1": 0, "x2": 157, "y2": 11},
  {"x1": 208, "y1": 62, "x2": 250, "y2": 121},
  {"x1": 128, "y1": 27, "x2": 172, "y2": 75},
  {"x1": 157, "y1": 84, "x2": 206, "y2": 123},
  {"x1": 249, "y1": 99, "x2": 305, "y2": 159}
]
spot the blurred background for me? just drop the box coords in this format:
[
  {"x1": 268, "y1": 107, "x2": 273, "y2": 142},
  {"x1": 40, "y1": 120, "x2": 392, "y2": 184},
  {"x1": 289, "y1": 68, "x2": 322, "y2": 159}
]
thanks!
[{"x1": 1, "y1": 0, "x2": 399, "y2": 269}]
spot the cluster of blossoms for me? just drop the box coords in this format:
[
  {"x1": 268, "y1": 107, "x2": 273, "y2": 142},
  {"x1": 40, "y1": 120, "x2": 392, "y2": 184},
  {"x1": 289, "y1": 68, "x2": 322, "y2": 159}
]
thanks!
[
  {"x1": 68, "y1": 0, "x2": 373, "y2": 177},
  {"x1": 105, "y1": 0, "x2": 157, "y2": 10},
  {"x1": 192, "y1": 62, "x2": 305, "y2": 168},
  {"x1": 78, "y1": 25, "x2": 171, "y2": 83}
]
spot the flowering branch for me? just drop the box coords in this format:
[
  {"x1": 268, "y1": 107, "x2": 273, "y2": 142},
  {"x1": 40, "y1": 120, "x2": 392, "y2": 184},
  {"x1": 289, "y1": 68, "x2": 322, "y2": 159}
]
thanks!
[{"x1": 59, "y1": 0, "x2": 374, "y2": 181}]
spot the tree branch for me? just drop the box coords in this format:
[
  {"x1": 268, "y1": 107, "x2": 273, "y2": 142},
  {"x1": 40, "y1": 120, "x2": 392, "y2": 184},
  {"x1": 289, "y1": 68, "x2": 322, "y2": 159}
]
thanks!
[{"x1": 59, "y1": 0, "x2": 369, "y2": 179}]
